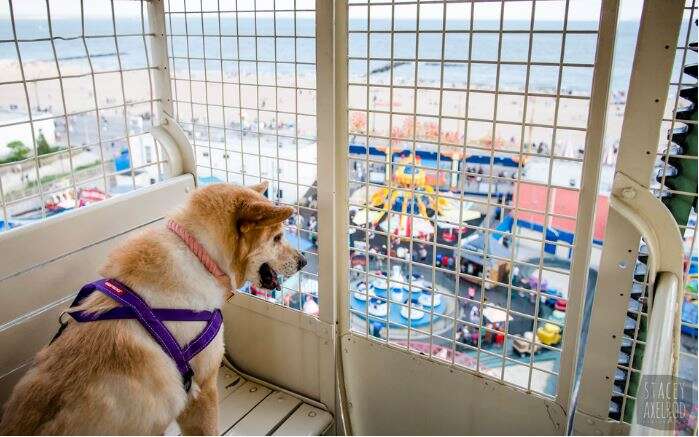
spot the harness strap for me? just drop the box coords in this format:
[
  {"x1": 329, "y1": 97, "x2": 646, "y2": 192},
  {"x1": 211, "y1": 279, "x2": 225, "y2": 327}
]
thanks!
[
  {"x1": 55, "y1": 279, "x2": 222, "y2": 392},
  {"x1": 182, "y1": 309, "x2": 223, "y2": 361},
  {"x1": 91, "y1": 279, "x2": 193, "y2": 383},
  {"x1": 70, "y1": 307, "x2": 216, "y2": 322}
]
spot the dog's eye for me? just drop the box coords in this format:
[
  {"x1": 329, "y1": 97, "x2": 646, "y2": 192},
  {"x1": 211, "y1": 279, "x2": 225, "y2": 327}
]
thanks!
[{"x1": 273, "y1": 233, "x2": 282, "y2": 243}]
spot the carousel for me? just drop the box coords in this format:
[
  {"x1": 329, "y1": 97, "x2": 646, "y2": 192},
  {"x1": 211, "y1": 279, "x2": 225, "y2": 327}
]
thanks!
[{"x1": 349, "y1": 154, "x2": 481, "y2": 240}]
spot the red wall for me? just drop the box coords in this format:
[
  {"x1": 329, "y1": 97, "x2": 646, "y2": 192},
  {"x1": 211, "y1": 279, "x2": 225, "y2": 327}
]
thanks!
[{"x1": 513, "y1": 183, "x2": 609, "y2": 242}]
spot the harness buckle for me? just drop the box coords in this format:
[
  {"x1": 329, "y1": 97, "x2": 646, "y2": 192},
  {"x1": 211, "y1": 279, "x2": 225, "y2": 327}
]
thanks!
[{"x1": 50, "y1": 311, "x2": 71, "y2": 344}]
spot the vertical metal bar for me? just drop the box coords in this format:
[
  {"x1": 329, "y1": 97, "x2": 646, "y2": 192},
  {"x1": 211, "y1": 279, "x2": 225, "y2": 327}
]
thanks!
[
  {"x1": 272, "y1": 3, "x2": 279, "y2": 200},
  {"x1": 253, "y1": 2, "x2": 262, "y2": 184},
  {"x1": 316, "y1": 0, "x2": 335, "y2": 326},
  {"x1": 292, "y1": 1, "x2": 301, "y2": 301},
  {"x1": 427, "y1": 0, "x2": 448, "y2": 360},
  {"x1": 141, "y1": 0, "x2": 163, "y2": 179},
  {"x1": 334, "y1": 0, "x2": 353, "y2": 433},
  {"x1": 405, "y1": 0, "x2": 421, "y2": 351},
  {"x1": 526, "y1": 0, "x2": 571, "y2": 393},
  {"x1": 386, "y1": 0, "x2": 396, "y2": 347},
  {"x1": 452, "y1": 0, "x2": 476, "y2": 367},
  {"x1": 7, "y1": 0, "x2": 46, "y2": 218},
  {"x1": 165, "y1": 2, "x2": 180, "y2": 121},
  {"x1": 234, "y1": 0, "x2": 246, "y2": 182},
  {"x1": 499, "y1": 0, "x2": 538, "y2": 380},
  {"x1": 184, "y1": 4, "x2": 198, "y2": 173},
  {"x1": 478, "y1": 0, "x2": 505, "y2": 378},
  {"x1": 199, "y1": 0, "x2": 214, "y2": 177},
  {"x1": 217, "y1": 0, "x2": 229, "y2": 182},
  {"x1": 574, "y1": 0, "x2": 685, "y2": 425},
  {"x1": 336, "y1": 0, "x2": 350, "y2": 335},
  {"x1": 315, "y1": 0, "x2": 337, "y2": 416},
  {"x1": 44, "y1": 0, "x2": 78, "y2": 204},
  {"x1": 558, "y1": 0, "x2": 620, "y2": 417},
  {"x1": 109, "y1": 0, "x2": 137, "y2": 191},
  {"x1": 363, "y1": 1, "x2": 372, "y2": 337},
  {"x1": 80, "y1": 0, "x2": 113, "y2": 194}
]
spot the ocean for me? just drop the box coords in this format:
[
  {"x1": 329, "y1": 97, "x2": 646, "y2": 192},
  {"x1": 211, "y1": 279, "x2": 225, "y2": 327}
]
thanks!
[{"x1": 0, "y1": 17, "x2": 649, "y2": 95}]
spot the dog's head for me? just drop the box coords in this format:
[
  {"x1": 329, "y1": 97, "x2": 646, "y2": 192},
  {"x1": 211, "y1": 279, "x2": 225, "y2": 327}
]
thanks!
[{"x1": 178, "y1": 181, "x2": 306, "y2": 291}]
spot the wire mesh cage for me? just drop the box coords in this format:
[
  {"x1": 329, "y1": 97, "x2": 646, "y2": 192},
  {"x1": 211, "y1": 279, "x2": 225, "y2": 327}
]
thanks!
[
  {"x1": 608, "y1": 1, "x2": 698, "y2": 432},
  {"x1": 164, "y1": 0, "x2": 320, "y2": 314},
  {"x1": 0, "y1": 1, "x2": 695, "y2": 428},
  {"x1": 0, "y1": 0, "x2": 171, "y2": 233},
  {"x1": 345, "y1": 0, "x2": 609, "y2": 398}
]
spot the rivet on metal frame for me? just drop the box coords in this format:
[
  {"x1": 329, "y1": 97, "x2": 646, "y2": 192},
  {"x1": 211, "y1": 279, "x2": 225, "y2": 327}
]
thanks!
[{"x1": 621, "y1": 187, "x2": 637, "y2": 199}]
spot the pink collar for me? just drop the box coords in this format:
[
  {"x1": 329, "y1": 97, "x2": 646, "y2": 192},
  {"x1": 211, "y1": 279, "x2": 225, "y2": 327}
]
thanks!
[{"x1": 167, "y1": 219, "x2": 234, "y2": 297}]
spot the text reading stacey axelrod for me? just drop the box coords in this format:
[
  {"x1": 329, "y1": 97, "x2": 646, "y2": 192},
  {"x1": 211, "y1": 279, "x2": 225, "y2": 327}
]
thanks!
[{"x1": 636, "y1": 375, "x2": 697, "y2": 431}]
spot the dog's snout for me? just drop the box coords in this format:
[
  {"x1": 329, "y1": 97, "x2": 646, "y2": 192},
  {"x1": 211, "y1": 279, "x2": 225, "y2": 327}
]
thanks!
[{"x1": 297, "y1": 254, "x2": 307, "y2": 271}]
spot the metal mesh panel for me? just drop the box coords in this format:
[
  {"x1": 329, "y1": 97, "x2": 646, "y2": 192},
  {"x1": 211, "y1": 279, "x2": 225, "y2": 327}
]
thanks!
[
  {"x1": 0, "y1": 0, "x2": 169, "y2": 232},
  {"x1": 609, "y1": 1, "x2": 698, "y2": 431},
  {"x1": 164, "y1": 0, "x2": 320, "y2": 315},
  {"x1": 346, "y1": 0, "x2": 603, "y2": 397}
]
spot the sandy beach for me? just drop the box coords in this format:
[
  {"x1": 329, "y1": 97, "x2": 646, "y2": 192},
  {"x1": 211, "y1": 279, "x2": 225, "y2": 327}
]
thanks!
[
  {"x1": 0, "y1": 56, "x2": 630, "y2": 214},
  {"x1": 0, "y1": 58, "x2": 627, "y2": 157}
]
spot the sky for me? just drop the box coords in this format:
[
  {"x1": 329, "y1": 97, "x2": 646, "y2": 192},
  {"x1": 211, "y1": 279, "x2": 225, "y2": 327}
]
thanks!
[{"x1": 0, "y1": 0, "x2": 643, "y2": 21}]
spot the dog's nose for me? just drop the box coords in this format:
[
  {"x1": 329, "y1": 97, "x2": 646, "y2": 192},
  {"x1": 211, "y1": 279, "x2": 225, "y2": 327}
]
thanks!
[{"x1": 297, "y1": 255, "x2": 307, "y2": 271}]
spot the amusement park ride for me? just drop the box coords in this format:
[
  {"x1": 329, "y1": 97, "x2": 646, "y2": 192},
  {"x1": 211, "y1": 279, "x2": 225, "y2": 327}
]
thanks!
[
  {"x1": 351, "y1": 154, "x2": 481, "y2": 239},
  {"x1": 0, "y1": 0, "x2": 696, "y2": 435}
]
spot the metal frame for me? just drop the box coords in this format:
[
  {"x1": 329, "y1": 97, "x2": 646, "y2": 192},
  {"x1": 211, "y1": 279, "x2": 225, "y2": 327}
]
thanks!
[
  {"x1": 333, "y1": 1, "x2": 353, "y2": 434},
  {"x1": 155, "y1": 0, "x2": 339, "y2": 417},
  {"x1": 162, "y1": 0, "x2": 324, "y2": 317},
  {"x1": 314, "y1": 0, "x2": 341, "y2": 423},
  {"x1": 1, "y1": 0, "x2": 338, "y2": 415},
  {"x1": 149, "y1": 0, "x2": 197, "y2": 179},
  {"x1": 337, "y1": 0, "x2": 625, "y2": 433},
  {"x1": 557, "y1": 0, "x2": 619, "y2": 415},
  {"x1": 573, "y1": 1, "x2": 686, "y2": 434},
  {"x1": 0, "y1": 0, "x2": 173, "y2": 233},
  {"x1": 606, "y1": 172, "x2": 685, "y2": 435},
  {"x1": 151, "y1": 114, "x2": 198, "y2": 177},
  {"x1": 0, "y1": 1, "x2": 694, "y2": 435},
  {"x1": 658, "y1": 2, "x2": 698, "y2": 413}
]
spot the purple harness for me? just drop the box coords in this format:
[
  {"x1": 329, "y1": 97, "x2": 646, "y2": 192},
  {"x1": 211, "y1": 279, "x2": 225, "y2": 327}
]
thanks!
[{"x1": 53, "y1": 278, "x2": 223, "y2": 392}]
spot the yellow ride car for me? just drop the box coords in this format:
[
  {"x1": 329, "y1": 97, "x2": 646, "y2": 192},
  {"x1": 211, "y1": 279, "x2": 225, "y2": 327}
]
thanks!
[{"x1": 536, "y1": 323, "x2": 562, "y2": 346}]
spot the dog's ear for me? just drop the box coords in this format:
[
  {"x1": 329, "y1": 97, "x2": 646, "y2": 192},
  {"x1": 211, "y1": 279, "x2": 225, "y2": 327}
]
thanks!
[
  {"x1": 238, "y1": 201, "x2": 293, "y2": 233},
  {"x1": 249, "y1": 180, "x2": 269, "y2": 194}
]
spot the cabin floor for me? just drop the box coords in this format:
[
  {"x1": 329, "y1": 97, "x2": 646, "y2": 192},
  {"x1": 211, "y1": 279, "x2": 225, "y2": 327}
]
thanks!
[{"x1": 165, "y1": 366, "x2": 333, "y2": 436}]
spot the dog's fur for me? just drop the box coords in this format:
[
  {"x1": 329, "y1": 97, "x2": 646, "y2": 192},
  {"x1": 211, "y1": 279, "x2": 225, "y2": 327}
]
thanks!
[{"x1": 0, "y1": 182, "x2": 304, "y2": 435}]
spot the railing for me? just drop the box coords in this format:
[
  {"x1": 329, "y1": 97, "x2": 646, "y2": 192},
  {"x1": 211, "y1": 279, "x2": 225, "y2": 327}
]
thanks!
[
  {"x1": 0, "y1": 1, "x2": 694, "y2": 435},
  {"x1": 0, "y1": 0, "x2": 177, "y2": 233},
  {"x1": 572, "y1": 1, "x2": 693, "y2": 434},
  {"x1": 608, "y1": 172, "x2": 685, "y2": 435}
]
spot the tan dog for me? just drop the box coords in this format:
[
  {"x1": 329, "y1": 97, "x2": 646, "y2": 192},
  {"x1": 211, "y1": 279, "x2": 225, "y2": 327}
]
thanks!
[{"x1": 0, "y1": 181, "x2": 305, "y2": 435}]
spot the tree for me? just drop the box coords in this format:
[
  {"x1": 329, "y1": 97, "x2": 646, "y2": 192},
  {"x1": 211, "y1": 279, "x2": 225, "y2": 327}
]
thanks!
[
  {"x1": 350, "y1": 111, "x2": 367, "y2": 135},
  {"x1": 35, "y1": 131, "x2": 56, "y2": 156},
  {"x1": 1, "y1": 140, "x2": 30, "y2": 163}
]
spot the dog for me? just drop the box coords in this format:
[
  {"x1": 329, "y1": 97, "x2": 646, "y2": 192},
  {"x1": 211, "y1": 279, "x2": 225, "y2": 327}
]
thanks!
[{"x1": 0, "y1": 181, "x2": 306, "y2": 435}]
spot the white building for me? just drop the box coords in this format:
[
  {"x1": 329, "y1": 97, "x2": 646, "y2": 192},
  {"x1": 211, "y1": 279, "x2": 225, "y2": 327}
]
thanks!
[{"x1": 0, "y1": 111, "x2": 56, "y2": 160}]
